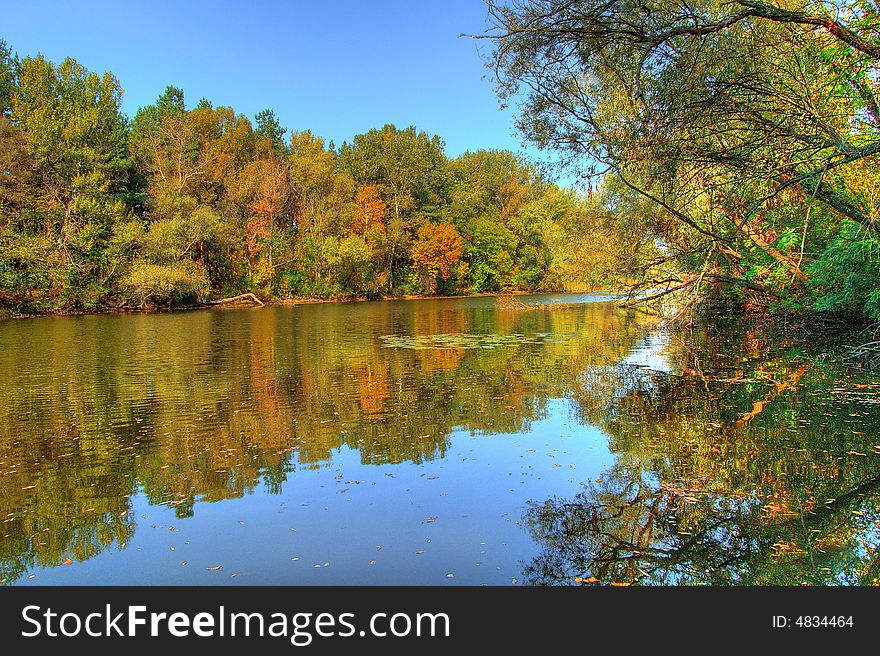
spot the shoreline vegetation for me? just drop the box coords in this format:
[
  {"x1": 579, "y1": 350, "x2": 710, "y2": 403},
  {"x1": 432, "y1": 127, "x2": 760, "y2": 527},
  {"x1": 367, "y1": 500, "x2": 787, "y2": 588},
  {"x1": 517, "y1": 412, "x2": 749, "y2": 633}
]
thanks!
[
  {"x1": 0, "y1": 39, "x2": 636, "y2": 320},
  {"x1": 479, "y1": 1, "x2": 880, "y2": 328},
  {"x1": 3, "y1": 0, "x2": 880, "y2": 331},
  {"x1": 0, "y1": 287, "x2": 615, "y2": 320}
]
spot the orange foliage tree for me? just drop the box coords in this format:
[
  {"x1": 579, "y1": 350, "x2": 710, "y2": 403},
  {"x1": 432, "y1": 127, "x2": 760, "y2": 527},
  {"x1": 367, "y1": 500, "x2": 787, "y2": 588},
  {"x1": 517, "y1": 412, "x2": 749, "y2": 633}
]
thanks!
[
  {"x1": 353, "y1": 184, "x2": 387, "y2": 236},
  {"x1": 411, "y1": 223, "x2": 464, "y2": 293},
  {"x1": 246, "y1": 157, "x2": 292, "y2": 283}
]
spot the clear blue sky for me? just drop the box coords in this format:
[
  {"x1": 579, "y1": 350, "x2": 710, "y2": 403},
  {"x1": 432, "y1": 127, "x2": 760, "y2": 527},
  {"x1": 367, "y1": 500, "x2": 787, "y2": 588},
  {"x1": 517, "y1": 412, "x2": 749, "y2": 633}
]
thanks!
[{"x1": 3, "y1": 0, "x2": 554, "y2": 166}]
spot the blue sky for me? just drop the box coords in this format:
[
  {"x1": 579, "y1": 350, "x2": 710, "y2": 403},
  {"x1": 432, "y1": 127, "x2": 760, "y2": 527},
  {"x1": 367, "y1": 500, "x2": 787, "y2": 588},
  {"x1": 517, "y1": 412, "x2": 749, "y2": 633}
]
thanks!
[{"x1": 3, "y1": 1, "x2": 549, "y2": 164}]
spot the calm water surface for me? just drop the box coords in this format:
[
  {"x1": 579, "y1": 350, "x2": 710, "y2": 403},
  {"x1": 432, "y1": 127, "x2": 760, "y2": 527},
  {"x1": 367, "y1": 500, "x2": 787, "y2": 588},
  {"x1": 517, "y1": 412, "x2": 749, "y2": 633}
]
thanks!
[{"x1": 1, "y1": 294, "x2": 879, "y2": 585}]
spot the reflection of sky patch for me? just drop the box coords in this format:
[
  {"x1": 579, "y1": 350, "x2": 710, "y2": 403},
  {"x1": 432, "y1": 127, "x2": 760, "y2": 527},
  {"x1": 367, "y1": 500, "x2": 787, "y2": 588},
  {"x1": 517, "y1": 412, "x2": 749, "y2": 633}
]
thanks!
[
  {"x1": 17, "y1": 400, "x2": 614, "y2": 586},
  {"x1": 619, "y1": 331, "x2": 672, "y2": 373}
]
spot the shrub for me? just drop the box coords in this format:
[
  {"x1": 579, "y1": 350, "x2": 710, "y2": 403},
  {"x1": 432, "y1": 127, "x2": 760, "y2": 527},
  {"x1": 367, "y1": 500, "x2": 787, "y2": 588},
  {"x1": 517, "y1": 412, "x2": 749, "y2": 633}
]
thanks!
[{"x1": 121, "y1": 261, "x2": 210, "y2": 307}]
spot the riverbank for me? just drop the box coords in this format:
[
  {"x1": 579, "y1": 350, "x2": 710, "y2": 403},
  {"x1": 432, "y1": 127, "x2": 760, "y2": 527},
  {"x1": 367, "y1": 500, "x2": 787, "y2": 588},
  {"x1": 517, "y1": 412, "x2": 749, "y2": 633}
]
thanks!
[{"x1": 0, "y1": 288, "x2": 612, "y2": 320}]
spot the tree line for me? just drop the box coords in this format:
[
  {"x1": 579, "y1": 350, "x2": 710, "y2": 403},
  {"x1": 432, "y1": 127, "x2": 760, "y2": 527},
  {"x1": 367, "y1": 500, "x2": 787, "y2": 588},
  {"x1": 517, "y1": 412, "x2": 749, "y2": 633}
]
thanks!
[{"x1": 0, "y1": 39, "x2": 629, "y2": 314}]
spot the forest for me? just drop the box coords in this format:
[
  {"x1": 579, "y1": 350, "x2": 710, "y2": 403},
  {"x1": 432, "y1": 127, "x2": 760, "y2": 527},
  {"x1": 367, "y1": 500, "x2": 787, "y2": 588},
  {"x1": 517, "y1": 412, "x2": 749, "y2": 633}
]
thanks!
[
  {"x1": 0, "y1": 38, "x2": 634, "y2": 315},
  {"x1": 2, "y1": 0, "x2": 880, "y2": 323},
  {"x1": 3, "y1": 2, "x2": 880, "y2": 590}
]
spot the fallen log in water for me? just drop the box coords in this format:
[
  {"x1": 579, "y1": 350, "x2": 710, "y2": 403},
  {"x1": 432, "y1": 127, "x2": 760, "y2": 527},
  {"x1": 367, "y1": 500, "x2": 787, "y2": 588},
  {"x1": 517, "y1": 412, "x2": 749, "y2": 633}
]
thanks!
[
  {"x1": 495, "y1": 292, "x2": 558, "y2": 311},
  {"x1": 209, "y1": 293, "x2": 265, "y2": 307}
]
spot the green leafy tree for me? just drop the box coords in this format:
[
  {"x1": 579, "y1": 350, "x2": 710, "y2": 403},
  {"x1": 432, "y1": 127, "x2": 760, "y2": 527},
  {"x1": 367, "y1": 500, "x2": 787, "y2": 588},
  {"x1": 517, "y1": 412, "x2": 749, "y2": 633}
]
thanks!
[
  {"x1": 254, "y1": 108, "x2": 287, "y2": 155},
  {"x1": 9, "y1": 54, "x2": 133, "y2": 308},
  {"x1": 0, "y1": 39, "x2": 16, "y2": 116},
  {"x1": 483, "y1": 0, "x2": 880, "y2": 318}
]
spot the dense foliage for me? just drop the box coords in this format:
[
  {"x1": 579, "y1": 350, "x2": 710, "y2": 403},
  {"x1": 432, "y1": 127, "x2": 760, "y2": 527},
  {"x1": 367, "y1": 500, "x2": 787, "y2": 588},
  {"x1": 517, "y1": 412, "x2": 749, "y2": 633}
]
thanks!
[
  {"x1": 484, "y1": 0, "x2": 880, "y2": 321},
  {"x1": 0, "y1": 40, "x2": 627, "y2": 313}
]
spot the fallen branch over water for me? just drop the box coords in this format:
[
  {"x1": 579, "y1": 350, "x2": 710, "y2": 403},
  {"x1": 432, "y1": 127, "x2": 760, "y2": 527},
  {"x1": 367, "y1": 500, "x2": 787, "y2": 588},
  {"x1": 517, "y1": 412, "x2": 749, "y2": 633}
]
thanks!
[
  {"x1": 209, "y1": 293, "x2": 265, "y2": 307},
  {"x1": 620, "y1": 276, "x2": 697, "y2": 307},
  {"x1": 843, "y1": 340, "x2": 880, "y2": 367},
  {"x1": 620, "y1": 273, "x2": 777, "y2": 308},
  {"x1": 496, "y1": 293, "x2": 556, "y2": 311}
]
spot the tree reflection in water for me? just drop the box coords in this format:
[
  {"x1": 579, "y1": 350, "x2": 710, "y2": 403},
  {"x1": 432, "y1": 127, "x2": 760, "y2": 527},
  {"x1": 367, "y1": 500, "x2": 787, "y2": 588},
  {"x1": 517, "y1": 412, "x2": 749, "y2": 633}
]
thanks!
[
  {"x1": 0, "y1": 297, "x2": 651, "y2": 583},
  {"x1": 523, "y1": 324, "x2": 880, "y2": 585},
  {"x1": 2, "y1": 300, "x2": 879, "y2": 585}
]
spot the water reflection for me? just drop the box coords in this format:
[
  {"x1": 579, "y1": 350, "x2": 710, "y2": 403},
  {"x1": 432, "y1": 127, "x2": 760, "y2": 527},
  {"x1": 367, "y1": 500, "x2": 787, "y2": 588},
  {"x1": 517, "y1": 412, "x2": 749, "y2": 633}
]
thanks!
[
  {"x1": 1, "y1": 298, "x2": 878, "y2": 585},
  {"x1": 523, "y1": 324, "x2": 880, "y2": 585},
  {"x1": 0, "y1": 295, "x2": 650, "y2": 584}
]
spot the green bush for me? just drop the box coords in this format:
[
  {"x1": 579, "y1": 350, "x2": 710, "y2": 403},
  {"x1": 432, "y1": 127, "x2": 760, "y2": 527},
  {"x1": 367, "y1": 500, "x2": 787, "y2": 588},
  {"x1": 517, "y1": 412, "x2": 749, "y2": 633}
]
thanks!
[
  {"x1": 121, "y1": 261, "x2": 210, "y2": 307},
  {"x1": 808, "y1": 227, "x2": 880, "y2": 321}
]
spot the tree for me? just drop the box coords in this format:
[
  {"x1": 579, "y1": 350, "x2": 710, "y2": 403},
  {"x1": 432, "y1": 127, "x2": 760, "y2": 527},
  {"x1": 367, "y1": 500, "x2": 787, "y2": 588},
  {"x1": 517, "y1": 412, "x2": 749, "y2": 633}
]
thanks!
[
  {"x1": 254, "y1": 108, "x2": 287, "y2": 154},
  {"x1": 286, "y1": 130, "x2": 357, "y2": 294},
  {"x1": 0, "y1": 116, "x2": 45, "y2": 306},
  {"x1": 339, "y1": 125, "x2": 450, "y2": 290},
  {"x1": 449, "y1": 150, "x2": 535, "y2": 221},
  {"x1": 0, "y1": 39, "x2": 16, "y2": 116},
  {"x1": 241, "y1": 154, "x2": 295, "y2": 286},
  {"x1": 411, "y1": 222, "x2": 465, "y2": 293},
  {"x1": 353, "y1": 184, "x2": 387, "y2": 237},
  {"x1": 339, "y1": 124, "x2": 449, "y2": 221},
  {"x1": 130, "y1": 87, "x2": 202, "y2": 200},
  {"x1": 482, "y1": 0, "x2": 880, "y2": 317},
  {"x1": 0, "y1": 117, "x2": 37, "y2": 223},
  {"x1": 10, "y1": 54, "x2": 133, "y2": 307},
  {"x1": 464, "y1": 216, "x2": 517, "y2": 291}
]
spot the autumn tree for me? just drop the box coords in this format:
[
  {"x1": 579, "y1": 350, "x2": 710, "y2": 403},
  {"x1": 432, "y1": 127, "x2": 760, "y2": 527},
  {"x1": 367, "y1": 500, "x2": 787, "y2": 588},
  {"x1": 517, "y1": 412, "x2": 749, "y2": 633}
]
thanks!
[
  {"x1": 241, "y1": 154, "x2": 295, "y2": 286},
  {"x1": 0, "y1": 39, "x2": 624, "y2": 311},
  {"x1": 339, "y1": 125, "x2": 450, "y2": 290},
  {"x1": 411, "y1": 223, "x2": 465, "y2": 293},
  {"x1": 353, "y1": 184, "x2": 387, "y2": 237}
]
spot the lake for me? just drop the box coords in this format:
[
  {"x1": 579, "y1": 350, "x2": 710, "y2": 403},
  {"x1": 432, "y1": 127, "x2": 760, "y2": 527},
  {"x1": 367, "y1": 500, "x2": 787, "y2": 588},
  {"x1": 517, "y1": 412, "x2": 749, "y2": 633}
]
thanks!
[{"x1": 1, "y1": 293, "x2": 879, "y2": 585}]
